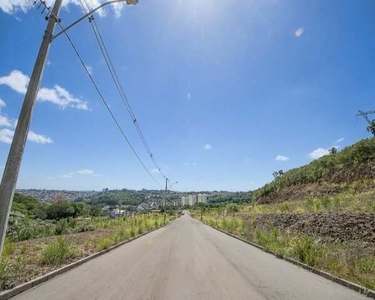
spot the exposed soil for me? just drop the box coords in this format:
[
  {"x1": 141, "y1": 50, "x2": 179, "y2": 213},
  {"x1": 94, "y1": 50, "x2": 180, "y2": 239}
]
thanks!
[{"x1": 251, "y1": 213, "x2": 375, "y2": 245}]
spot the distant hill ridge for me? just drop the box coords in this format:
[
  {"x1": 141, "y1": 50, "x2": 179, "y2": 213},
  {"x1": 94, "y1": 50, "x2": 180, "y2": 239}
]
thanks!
[{"x1": 253, "y1": 138, "x2": 375, "y2": 204}]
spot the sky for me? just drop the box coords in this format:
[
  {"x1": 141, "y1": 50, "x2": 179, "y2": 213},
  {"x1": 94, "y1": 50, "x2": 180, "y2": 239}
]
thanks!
[{"x1": 0, "y1": 0, "x2": 374, "y2": 192}]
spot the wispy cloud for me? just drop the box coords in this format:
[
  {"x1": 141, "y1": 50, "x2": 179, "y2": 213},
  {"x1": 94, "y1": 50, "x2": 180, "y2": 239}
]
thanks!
[
  {"x1": 0, "y1": 0, "x2": 124, "y2": 17},
  {"x1": 0, "y1": 70, "x2": 89, "y2": 110},
  {"x1": 275, "y1": 155, "x2": 290, "y2": 161},
  {"x1": 204, "y1": 144, "x2": 212, "y2": 150},
  {"x1": 58, "y1": 174, "x2": 73, "y2": 179},
  {"x1": 0, "y1": 114, "x2": 16, "y2": 128},
  {"x1": 0, "y1": 98, "x2": 6, "y2": 108},
  {"x1": 0, "y1": 70, "x2": 28, "y2": 93},
  {"x1": 334, "y1": 137, "x2": 344, "y2": 144},
  {"x1": 77, "y1": 169, "x2": 95, "y2": 175},
  {"x1": 309, "y1": 148, "x2": 329, "y2": 160},
  {"x1": 86, "y1": 65, "x2": 93, "y2": 76},
  {"x1": 150, "y1": 168, "x2": 160, "y2": 174},
  {"x1": 294, "y1": 27, "x2": 304, "y2": 38},
  {"x1": 0, "y1": 128, "x2": 52, "y2": 144}
]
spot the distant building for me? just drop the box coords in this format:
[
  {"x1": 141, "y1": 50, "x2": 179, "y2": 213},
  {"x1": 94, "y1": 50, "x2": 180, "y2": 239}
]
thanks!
[
  {"x1": 110, "y1": 208, "x2": 128, "y2": 218},
  {"x1": 189, "y1": 195, "x2": 197, "y2": 206}
]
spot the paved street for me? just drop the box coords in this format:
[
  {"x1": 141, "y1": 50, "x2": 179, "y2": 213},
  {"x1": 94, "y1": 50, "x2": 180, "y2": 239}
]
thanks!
[{"x1": 13, "y1": 215, "x2": 367, "y2": 300}]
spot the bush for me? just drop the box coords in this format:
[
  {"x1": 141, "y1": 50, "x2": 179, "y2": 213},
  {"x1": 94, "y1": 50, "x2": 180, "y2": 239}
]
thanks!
[
  {"x1": 41, "y1": 238, "x2": 77, "y2": 266},
  {"x1": 291, "y1": 236, "x2": 324, "y2": 267},
  {"x1": 0, "y1": 258, "x2": 9, "y2": 290},
  {"x1": 55, "y1": 219, "x2": 69, "y2": 235},
  {"x1": 253, "y1": 138, "x2": 375, "y2": 201},
  {"x1": 96, "y1": 237, "x2": 114, "y2": 251}
]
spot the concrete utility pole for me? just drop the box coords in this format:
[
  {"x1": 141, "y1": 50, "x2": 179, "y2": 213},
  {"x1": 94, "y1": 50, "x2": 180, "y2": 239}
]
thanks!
[
  {"x1": 164, "y1": 178, "x2": 168, "y2": 224},
  {"x1": 0, "y1": 0, "x2": 63, "y2": 254}
]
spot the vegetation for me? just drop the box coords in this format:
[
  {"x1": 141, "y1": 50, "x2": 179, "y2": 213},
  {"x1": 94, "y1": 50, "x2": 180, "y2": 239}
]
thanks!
[
  {"x1": 0, "y1": 214, "x2": 175, "y2": 291},
  {"x1": 206, "y1": 192, "x2": 252, "y2": 204},
  {"x1": 253, "y1": 138, "x2": 375, "y2": 202},
  {"x1": 200, "y1": 214, "x2": 375, "y2": 290},
  {"x1": 41, "y1": 238, "x2": 78, "y2": 266}
]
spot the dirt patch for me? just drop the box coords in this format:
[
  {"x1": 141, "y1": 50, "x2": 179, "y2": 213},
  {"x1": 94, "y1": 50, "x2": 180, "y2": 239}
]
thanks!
[{"x1": 252, "y1": 213, "x2": 375, "y2": 244}]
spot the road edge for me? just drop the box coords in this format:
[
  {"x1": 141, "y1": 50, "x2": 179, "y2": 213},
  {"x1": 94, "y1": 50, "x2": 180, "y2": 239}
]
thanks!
[
  {"x1": 0, "y1": 222, "x2": 170, "y2": 300},
  {"x1": 201, "y1": 221, "x2": 375, "y2": 299}
]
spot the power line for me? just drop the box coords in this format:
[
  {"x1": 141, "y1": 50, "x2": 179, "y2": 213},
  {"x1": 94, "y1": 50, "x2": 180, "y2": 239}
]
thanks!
[
  {"x1": 78, "y1": 0, "x2": 168, "y2": 180},
  {"x1": 44, "y1": 7, "x2": 163, "y2": 188}
]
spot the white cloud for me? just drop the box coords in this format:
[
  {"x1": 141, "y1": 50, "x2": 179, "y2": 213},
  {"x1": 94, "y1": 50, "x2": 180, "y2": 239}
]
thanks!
[
  {"x1": 0, "y1": 129, "x2": 14, "y2": 144},
  {"x1": 309, "y1": 148, "x2": 329, "y2": 160},
  {"x1": 38, "y1": 85, "x2": 89, "y2": 110},
  {"x1": 0, "y1": 99, "x2": 6, "y2": 108},
  {"x1": 47, "y1": 60, "x2": 52, "y2": 66},
  {"x1": 0, "y1": 70, "x2": 29, "y2": 93},
  {"x1": 275, "y1": 155, "x2": 290, "y2": 161},
  {"x1": 0, "y1": 70, "x2": 89, "y2": 110},
  {"x1": 27, "y1": 130, "x2": 53, "y2": 144},
  {"x1": 58, "y1": 174, "x2": 73, "y2": 178},
  {"x1": 86, "y1": 65, "x2": 93, "y2": 76},
  {"x1": 77, "y1": 169, "x2": 95, "y2": 175},
  {"x1": 0, "y1": 128, "x2": 52, "y2": 144},
  {"x1": 334, "y1": 137, "x2": 344, "y2": 144},
  {"x1": 150, "y1": 168, "x2": 160, "y2": 174},
  {"x1": 295, "y1": 27, "x2": 304, "y2": 38},
  {"x1": 245, "y1": 158, "x2": 251, "y2": 164},
  {"x1": 0, "y1": 0, "x2": 124, "y2": 17},
  {"x1": 0, "y1": 112, "x2": 16, "y2": 128},
  {"x1": 112, "y1": 2, "x2": 124, "y2": 18},
  {"x1": 204, "y1": 144, "x2": 212, "y2": 150},
  {"x1": 187, "y1": 92, "x2": 191, "y2": 100},
  {"x1": 184, "y1": 162, "x2": 190, "y2": 166}
]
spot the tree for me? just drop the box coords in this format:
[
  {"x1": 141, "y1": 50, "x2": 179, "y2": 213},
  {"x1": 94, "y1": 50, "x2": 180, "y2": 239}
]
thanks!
[
  {"x1": 329, "y1": 147, "x2": 338, "y2": 155},
  {"x1": 46, "y1": 200, "x2": 75, "y2": 220},
  {"x1": 273, "y1": 170, "x2": 284, "y2": 178}
]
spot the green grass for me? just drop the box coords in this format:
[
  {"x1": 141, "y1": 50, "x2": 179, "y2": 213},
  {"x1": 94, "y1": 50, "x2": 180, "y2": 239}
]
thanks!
[
  {"x1": 200, "y1": 215, "x2": 375, "y2": 290},
  {"x1": 40, "y1": 238, "x2": 78, "y2": 266},
  {"x1": 239, "y1": 190, "x2": 375, "y2": 215},
  {"x1": 253, "y1": 138, "x2": 375, "y2": 201}
]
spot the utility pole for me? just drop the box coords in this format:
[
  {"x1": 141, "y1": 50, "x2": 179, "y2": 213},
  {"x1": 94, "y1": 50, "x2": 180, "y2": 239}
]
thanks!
[
  {"x1": 0, "y1": 0, "x2": 63, "y2": 254},
  {"x1": 164, "y1": 178, "x2": 168, "y2": 224}
]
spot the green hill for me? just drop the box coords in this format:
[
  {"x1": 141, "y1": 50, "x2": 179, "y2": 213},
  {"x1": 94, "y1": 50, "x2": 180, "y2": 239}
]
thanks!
[{"x1": 253, "y1": 138, "x2": 375, "y2": 204}]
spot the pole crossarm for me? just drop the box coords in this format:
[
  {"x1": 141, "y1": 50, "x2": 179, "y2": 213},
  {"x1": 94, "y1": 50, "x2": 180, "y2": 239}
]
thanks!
[{"x1": 52, "y1": 0, "x2": 127, "y2": 40}]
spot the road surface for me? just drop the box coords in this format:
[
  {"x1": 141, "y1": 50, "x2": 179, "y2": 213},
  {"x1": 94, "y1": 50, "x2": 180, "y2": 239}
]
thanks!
[{"x1": 13, "y1": 215, "x2": 367, "y2": 300}]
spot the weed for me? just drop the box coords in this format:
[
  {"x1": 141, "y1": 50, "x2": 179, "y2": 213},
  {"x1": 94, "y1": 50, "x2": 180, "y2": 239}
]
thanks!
[{"x1": 41, "y1": 238, "x2": 77, "y2": 266}]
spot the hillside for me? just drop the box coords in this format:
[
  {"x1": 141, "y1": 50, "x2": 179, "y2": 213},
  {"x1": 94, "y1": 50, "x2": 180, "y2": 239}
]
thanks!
[{"x1": 253, "y1": 138, "x2": 375, "y2": 204}]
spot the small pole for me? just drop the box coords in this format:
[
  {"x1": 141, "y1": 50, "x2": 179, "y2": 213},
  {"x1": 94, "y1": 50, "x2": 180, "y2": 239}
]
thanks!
[
  {"x1": 0, "y1": 0, "x2": 63, "y2": 255},
  {"x1": 164, "y1": 178, "x2": 167, "y2": 224}
]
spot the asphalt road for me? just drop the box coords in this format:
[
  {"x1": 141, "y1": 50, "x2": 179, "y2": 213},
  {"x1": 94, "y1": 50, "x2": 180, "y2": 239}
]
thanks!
[{"x1": 13, "y1": 215, "x2": 368, "y2": 300}]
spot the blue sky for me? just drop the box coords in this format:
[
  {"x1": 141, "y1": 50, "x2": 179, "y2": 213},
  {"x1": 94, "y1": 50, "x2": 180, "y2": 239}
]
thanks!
[{"x1": 0, "y1": 0, "x2": 374, "y2": 192}]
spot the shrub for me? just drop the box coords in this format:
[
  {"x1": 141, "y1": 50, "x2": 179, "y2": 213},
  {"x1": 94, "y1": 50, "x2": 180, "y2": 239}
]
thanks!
[
  {"x1": 0, "y1": 258, "x2": 9, "y2": 290},
  {"x1": 2, "y1": 239, "x2": 15, "y2": 257},
  {"x1": 291, "y1": 236, "x2": 324, "y2": 267},
  {"x1": 41, "y1": 238, "x2": 77, "y2": 266},
  {"x1": 96, "y1": 238, "x2": 114, "y2": 251},
  {"x1": 55, "y1": 219, "x2": 69, "y2": 235}
]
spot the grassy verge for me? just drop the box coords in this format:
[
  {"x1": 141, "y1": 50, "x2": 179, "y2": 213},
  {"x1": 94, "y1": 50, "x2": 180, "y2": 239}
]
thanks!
[
  {"x1": 199, "y1": 214, "x2": 375, "y2": 290},
  {"x1": 0, "y1": 214, "x2": 174, "y2": 291}
]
